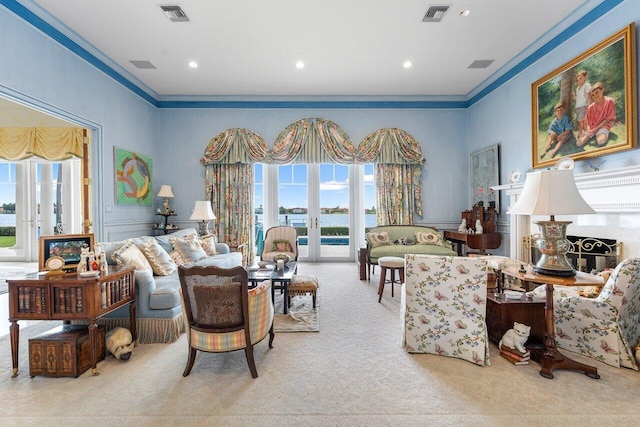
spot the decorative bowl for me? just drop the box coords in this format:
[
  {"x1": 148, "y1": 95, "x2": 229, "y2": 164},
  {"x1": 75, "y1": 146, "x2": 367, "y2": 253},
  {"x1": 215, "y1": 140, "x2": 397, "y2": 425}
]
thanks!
[{"x1": 272, "y1": 253, "x2": 291, "y2": 265}]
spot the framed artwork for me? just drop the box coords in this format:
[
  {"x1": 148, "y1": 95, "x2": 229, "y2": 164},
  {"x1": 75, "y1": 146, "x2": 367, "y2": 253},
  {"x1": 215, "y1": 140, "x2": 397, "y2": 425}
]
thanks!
[
  {"x1": 470, "y1": 144, "x2": 500, "y2": 213},
  {"x1": 531, "y1": 23, "x2": 637, "y2": 169},
  {"x1": 114, "y1": 147, "x2": 153, "y2": 205},
  {"x1": 39, "y1": 233, "x2": 94, "y2": 272}
]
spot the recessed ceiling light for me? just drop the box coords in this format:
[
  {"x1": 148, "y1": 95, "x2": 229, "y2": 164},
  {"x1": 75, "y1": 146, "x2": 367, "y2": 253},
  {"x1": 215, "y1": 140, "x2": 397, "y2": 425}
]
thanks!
[
  {"x1": 460, "y1": 9, "x2": 471, "y2": 17},
  {"x1": 403, "y1": 61, "x2": 413, "y2": 69},
  {"x1": 296, "y1": 61, "x2": 305, "y2": 69},
  {"x1": 188, "y1": 61, "x2": 198, "y2": 68}
]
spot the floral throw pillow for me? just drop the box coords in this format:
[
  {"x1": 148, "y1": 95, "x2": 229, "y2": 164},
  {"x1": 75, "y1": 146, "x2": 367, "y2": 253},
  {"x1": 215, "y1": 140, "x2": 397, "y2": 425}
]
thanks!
[
  {"x1": 111, "y1": 241, "x2": 153, "y2": 272},
  {"x1": 366, "y1": 232, "x2": 391, "y2": 248},
  {"x1": 170, "y1": 234, "x2": 208, "y2": 263},
  {"x1": 169, "y1": 250, "x2": 186, "y2": 267},
  {"x1": 415, "y1": 231, "x2": 444, "y2": 246},
  {"x1": 199, "y1": 234, "x2": 218, "y2": 256},
  {"x1": 272, "y1": 239, "x2": 292, "y2": 252}
]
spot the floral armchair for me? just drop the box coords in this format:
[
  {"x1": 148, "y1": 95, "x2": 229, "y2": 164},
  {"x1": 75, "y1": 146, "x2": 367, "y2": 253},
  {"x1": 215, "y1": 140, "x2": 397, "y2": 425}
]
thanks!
[
  {"x1": 532, "y1": 257, "x2": 640, "y2": 369},
  {"x1": 401, "y1": 254, "x2": 490, "y2": 366}
]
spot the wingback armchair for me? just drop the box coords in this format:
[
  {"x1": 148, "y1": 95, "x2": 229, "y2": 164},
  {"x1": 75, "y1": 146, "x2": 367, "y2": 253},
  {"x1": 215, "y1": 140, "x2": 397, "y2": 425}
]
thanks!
[
  {"x1": 260, "y1": 226, "x2": 298, "y2": 262},
  {"x1": 178, "y1": 265, "x2": 275, "y2": 378},
  {"x1": 401, "y1": 254, "x2": 490, "y2": 366},
  {"x1": 532, "y1": 257, "x2": 640, "y2": 369}
]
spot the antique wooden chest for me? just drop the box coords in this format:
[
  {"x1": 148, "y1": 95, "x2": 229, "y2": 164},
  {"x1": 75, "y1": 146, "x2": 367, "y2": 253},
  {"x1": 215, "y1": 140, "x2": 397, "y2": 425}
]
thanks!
[{"x1": 29, "y1": 324, "x2": 105, "y2": 378}]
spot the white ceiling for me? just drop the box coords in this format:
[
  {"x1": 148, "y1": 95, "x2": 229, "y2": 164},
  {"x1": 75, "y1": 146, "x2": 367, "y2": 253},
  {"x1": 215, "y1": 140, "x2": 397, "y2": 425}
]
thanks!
[{"x1": 24, "y1": 0, "x2": 591, "y2": 98}]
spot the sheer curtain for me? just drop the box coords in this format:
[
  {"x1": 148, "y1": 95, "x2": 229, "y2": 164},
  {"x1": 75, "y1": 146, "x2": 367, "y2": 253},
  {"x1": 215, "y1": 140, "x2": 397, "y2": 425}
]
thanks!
[{"x1": 357, "y1": 128, "x2": 425, "y2": 225}]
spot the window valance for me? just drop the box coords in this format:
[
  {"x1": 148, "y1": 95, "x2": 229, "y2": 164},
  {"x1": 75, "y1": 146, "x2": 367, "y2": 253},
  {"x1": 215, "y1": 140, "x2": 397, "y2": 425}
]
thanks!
[
  {"x1": 0, "y1": 127, "x2": 84, "y2": 160},
  {"x1": 201, "y1": 128, "x2": 268, "y2": 165},
  {"x1": 356, "y1": 128, "x2": 425, "y2": 164}
]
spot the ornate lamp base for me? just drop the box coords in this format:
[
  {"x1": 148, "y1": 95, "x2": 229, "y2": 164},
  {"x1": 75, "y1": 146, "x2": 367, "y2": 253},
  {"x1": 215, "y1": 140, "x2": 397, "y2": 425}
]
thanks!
[
  {"x1": 533, "y1": 220, "x2": 576, "y2": 277},
  {"x1": 198, "y1": 221, "x2": 211, "y2": 236}
]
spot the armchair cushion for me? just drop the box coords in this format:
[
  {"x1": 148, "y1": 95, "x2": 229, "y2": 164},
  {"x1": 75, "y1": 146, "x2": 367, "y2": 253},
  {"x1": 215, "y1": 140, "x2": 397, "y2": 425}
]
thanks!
[{"x1": 272, "y1": 239, "x2": 292, "y2": 252}]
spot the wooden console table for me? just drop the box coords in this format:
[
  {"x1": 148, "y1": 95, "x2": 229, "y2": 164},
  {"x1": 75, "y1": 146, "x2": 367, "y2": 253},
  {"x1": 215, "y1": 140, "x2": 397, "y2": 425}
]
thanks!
[
  {"x1": 444, "y1": 231, "x2": 502, "y2": 255},
  {"x1": 500, "y1": 266, "x2": 603, "y2": 379},
  {"x1": 7, "y1": 266, "x2": 136, "y2": 377}
]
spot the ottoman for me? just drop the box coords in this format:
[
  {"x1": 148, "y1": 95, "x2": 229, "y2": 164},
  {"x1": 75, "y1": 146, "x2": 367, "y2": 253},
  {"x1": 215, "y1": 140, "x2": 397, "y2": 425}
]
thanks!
[{"x1": 288, "y1": 274, "x2": 319, "y2": 308}]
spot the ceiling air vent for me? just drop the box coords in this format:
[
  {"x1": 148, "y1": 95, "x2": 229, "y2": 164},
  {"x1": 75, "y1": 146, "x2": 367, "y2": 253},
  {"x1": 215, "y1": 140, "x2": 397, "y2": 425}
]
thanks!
[
  {"x1": 423, "y1": 5, "x2": 450, "y2": 22},
  {"x1": 468, "y1": 60, "x2": 495, "y2": 69},
  {"x1": 160, "y1": 5, "x2": 189, "y2": 22},
  {"x1": 130, "y1": 60, "x2": 157, "y2": 69}
]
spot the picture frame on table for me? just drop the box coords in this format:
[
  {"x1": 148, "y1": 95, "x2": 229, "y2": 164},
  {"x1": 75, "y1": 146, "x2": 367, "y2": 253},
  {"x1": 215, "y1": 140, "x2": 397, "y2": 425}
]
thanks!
[
  {"x1": 531, "y1": 23, "x2": 637, "y2": 169},
  {"x1": 39, "y1": 234, "x2": 94, "y2": 272}
]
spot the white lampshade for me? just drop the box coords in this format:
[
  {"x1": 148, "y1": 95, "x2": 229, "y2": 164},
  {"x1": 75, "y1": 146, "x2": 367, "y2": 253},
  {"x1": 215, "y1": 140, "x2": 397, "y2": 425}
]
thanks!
[
  {"x1": 508, "y1": 170, "x2": 594, "y2": 217},
  {"x1": 157, "y1": 185, "x2": 174, "y2": 198},
  {"x1": 189, "y1": 201, "x2": 216, "y2": 221}
]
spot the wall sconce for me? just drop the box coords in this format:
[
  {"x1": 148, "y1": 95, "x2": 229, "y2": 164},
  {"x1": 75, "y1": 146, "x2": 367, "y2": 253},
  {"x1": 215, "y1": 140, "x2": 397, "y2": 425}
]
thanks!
[
  {"x1": 157, "y1": 185, "x2": 174, "y2": 214},
  {"x1": 190, "y1": 200, "x2": 216, "y2": 236}
]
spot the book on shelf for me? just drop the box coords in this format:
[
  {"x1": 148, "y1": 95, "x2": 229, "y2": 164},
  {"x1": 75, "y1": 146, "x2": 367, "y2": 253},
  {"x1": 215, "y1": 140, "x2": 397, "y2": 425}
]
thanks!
[
  {"x1": 499, "y1": 344, "x2": 530, "y2": 359},
  {"x1": 500, "y1": 351, "x2": 530, "y2": 365}
]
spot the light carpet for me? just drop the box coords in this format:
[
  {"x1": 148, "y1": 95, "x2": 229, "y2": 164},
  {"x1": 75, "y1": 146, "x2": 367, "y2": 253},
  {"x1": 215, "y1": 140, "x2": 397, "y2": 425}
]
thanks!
[
  {"x1": 273, "y1": 290, "x2": 319, "y2": 332},
  {"x1": 1, "y1": 262, "x2": 639, "y2": 426}
]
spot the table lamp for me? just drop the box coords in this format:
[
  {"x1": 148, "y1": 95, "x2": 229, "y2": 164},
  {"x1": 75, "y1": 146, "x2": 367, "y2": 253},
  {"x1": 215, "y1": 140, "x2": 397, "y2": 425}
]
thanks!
[
  {"x1": 157, "y1": 185, "x2": 174, "y2": 214},
  {"x1": 190, "y1": 200, "x2": 216, "y2": 236},
  {"x1": 508, "y1": 169, "x2": 594, "y2": 277}
]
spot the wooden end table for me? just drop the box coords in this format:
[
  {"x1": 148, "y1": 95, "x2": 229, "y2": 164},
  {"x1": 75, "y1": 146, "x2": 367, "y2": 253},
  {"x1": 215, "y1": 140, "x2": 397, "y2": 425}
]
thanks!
[
  {"x1": 7, "y1": 266, "x2": 136, "y2": 377},
  {"x1": 500, "y1": 266, "x2": 603, "y2": 379},
  {"x1": 444, "y1": 230, "x2": 502, "y2": 255}
]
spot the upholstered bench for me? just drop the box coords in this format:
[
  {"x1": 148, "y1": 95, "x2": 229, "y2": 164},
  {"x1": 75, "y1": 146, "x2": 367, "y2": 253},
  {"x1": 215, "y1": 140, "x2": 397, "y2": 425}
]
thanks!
[
  {"x1": 377, "y1": 256, "x2": 405, "y2": 303},
  {"x1": 288, "y1": 274, "x2": 319, "y2": 308}
]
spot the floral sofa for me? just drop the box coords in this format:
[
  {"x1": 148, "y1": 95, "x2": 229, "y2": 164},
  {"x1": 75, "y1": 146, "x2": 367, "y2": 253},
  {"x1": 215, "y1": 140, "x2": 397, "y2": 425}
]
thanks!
[
  {"x1": 96, "y1": 228, "x2": 242, "y2": 344},
  {"x1": 365, "y1": 225, "x2": 456, "y2": 279}
]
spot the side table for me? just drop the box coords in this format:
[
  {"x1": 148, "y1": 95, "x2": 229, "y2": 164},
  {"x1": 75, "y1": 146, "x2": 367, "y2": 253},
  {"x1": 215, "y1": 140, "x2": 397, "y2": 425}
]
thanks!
[{"x1": 486, "y1": 293, "x2": 545, "y2": 345}]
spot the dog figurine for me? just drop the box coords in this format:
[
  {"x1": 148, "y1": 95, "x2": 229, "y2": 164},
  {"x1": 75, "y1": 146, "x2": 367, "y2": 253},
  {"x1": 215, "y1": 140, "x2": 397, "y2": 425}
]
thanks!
[{"x1": 106, "y1": 327, "x2": 134, "y2": 361}]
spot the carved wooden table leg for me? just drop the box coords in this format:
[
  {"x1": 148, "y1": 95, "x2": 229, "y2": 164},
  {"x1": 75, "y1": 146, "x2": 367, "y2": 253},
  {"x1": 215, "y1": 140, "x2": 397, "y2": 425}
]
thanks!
[
  {"x1": 10, "y1": 320, "x2": 19, "y2": 377},
  {"x1": 89, "y1": 322, "x2": 100, "y2": 376}
]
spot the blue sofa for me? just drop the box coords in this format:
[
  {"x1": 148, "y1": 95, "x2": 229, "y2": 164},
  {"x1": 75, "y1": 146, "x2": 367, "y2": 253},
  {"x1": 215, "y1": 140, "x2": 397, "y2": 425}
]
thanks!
[{"x1": 97, "y1": 228, "x2": 242, "y2": 343}]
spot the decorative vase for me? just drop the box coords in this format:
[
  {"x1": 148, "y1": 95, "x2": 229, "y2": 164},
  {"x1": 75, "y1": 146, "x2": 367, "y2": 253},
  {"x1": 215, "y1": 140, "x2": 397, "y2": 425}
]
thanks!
[{"x1": 475, "y1": 219, "x2": 483, "y2": 234}]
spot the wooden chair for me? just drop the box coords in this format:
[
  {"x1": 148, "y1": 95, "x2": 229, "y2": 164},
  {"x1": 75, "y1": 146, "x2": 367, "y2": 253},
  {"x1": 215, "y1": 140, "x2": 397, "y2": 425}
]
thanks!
[{"x1": 178, "y1": 265, "x2": 274, "y2": 378}]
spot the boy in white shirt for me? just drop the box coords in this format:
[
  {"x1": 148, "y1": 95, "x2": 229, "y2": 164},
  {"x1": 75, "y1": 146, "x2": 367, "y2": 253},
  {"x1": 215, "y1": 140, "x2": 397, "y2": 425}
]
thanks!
[{"x1": 573, "y1": 69, "x2": 591, "y2": 137}]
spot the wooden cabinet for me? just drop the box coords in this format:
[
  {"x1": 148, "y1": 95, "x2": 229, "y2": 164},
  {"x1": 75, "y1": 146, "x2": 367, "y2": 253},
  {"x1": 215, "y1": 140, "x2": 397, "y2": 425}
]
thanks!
[
  {"x1": 486, "y1": 293, "x2": 545, "y2": 346},
  {"x1": 444, "y1": 231, "x2": 502, "y2": 255},
  {"x1": 7, "y1": 266, "x2": 135, "y2": 377}
]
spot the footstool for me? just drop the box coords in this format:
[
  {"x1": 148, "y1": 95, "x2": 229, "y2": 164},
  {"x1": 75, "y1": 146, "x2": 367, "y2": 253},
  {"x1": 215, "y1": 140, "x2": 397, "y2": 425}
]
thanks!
[
  {"x1": 288, "y1": 274, "x2": 319, "y2": 308},
  {"x1": 377, "y1": 256, "x2": 405, "y2": 303}
]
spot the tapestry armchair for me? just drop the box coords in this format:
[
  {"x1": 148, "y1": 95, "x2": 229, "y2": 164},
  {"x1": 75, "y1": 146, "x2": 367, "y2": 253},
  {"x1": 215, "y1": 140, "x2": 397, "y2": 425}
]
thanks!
[
  {"x1": 178, "y1": 265, "x2": 275, "y2": 378},
  {"x1": 401, "y1": 254, "x2": 491, "y2": 366},
  {"x1": 260, "y1": 226, "x2": 298, "y2": 262},
  {"x1": 531, "y1": 257, "x2": 640, "y2": 369}
]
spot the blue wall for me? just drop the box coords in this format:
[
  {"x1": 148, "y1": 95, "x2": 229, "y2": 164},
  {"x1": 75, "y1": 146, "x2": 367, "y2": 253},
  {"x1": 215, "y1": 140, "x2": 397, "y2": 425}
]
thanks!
[{"x1": 1, "y1": 0, "x2": 639, "y2": 244}]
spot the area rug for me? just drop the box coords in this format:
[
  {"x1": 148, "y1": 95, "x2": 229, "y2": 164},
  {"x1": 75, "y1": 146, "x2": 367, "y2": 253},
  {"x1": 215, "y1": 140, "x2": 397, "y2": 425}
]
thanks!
[{"x1": 273, "y1": 291, "x2": 319, "y2": 332}]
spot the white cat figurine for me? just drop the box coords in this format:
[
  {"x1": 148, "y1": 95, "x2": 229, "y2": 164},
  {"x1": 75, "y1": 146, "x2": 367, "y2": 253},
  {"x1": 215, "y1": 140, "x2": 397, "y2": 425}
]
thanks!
[{"x1": 498, "y1": 322, "x2": 531, "y2": 354}]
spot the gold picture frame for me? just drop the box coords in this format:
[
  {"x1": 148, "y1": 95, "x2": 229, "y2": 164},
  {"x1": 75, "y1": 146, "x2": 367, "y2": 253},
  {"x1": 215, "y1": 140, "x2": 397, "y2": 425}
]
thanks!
[{"x1": 531, "y1": 23, "x2": 637, "y2": 169}]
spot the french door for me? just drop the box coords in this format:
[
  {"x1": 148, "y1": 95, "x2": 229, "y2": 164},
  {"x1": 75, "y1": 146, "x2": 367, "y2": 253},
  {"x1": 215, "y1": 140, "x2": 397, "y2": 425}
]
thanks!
[
  {"x1": 273, "y1": 164, "x2": 350, "y2": 262},
  {"x1": 0, "y1": 159, "x2": 82, "y2": 261}
]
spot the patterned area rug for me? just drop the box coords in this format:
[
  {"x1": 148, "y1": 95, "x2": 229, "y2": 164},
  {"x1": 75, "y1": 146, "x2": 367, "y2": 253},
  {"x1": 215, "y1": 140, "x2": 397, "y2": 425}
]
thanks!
[
  {"x1": 273, "y1": 291, "x2": 319, "y2": 332},
  {"x1": 0, "y1": 265, "x2": 39, "y2": 295}
]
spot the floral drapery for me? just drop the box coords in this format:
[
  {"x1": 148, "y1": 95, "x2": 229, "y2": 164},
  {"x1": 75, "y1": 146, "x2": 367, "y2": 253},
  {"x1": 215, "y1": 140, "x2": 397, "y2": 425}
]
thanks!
[
  {"x1": 270, "y1": 118, "x2": 355, "y2": 164},
  {"x1": 201, "y1": 123, "x2": 427, "y2": 259},
  {"x1": 0, "y1": 127, "x2": 84, "y2": 160},
  {"x1": 201, "y1": 128, "x2": 268, "y2": 263},
  {"x1": 359, "y1": 128, "x2": 425, "y2": 225}
]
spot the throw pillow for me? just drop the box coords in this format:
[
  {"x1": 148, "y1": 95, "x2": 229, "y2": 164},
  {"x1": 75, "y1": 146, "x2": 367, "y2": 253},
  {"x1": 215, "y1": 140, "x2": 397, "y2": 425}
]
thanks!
[
  {"x1": 366, "y1": 231, "x2": 391, "y2": 248},
  {"x1": 111, "y1": 241, "x2": 153, "y2": 272},
  {"x1": 415, "y1": 231, "x2": 445, "y2": 246},
  {"x1": 169, "y1": 250, "x2": 186, "y2": 267},
  {"x1": 272, "y1": 239, "x2": 292, "y2": 252},
  {"x1": 199, "y1": 234, "x2": 218, "y2": 256},
  {"x1": 139, "y1": 239, "x2": 176, "y2": 276},
  {"x1": 170, "y1": 234, "x2": 208, "y2": 263}
]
